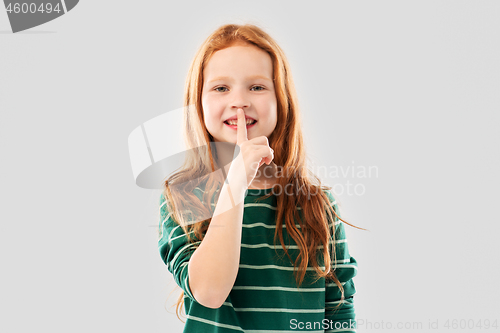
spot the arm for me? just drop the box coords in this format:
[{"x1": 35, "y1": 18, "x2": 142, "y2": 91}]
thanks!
[
  {"x1": 324, "y1": 192, "x2": 358, "y2": 333},
  {"x1": 158, "y1": 179, "x2": 247, "y2": 309},
  {"x1": 158, "y1": 193, "x2": 200, "y2": 303},
  {"x1": 188, "y1": 179, "x2": 247, "y2": 309}
]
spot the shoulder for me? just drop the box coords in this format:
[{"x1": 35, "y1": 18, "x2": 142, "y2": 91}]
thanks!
[
  {"x1": 322, "y1": 188, "x2": 338, "y2": 212},
  {"x1": 158, "y1": 192, "x2": 183, "y2": 235},
  {"x1": 319, "y1": 188, "x2": 343, "y2": 229},
  {"x1": 159, "y1": 192, "x2": 167, "y2": 206},
  {"x1": 159, "y1": 192, "x2": 171, "y2": 218},
  {"x1": 323, "y1": 188, "x2": 335, "y2": 204}
]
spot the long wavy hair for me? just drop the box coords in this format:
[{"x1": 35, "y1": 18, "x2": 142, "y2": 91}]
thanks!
[{"x1": 160, "y1": 23, "x2": 363, "y2": 321}]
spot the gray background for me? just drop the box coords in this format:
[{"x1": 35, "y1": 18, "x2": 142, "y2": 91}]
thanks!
[{"x1": 1, "y1": 1, "x2": 499, "y2": 332}]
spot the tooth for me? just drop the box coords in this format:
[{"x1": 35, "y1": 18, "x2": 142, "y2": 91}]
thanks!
[{"x1": 226, "y1": 119, "x2": 255, "y2": 125}]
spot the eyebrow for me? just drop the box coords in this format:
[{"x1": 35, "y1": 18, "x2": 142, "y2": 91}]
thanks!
[{"x1": 208, "y1": 75, "x2": 273, "y2": 83}]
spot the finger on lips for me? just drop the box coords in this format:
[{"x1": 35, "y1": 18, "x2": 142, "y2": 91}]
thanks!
[{"x1": 237, "y1": 108, "x2": 248, "y2": 143}]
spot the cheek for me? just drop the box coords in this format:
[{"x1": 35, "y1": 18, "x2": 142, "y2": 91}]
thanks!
[
  {"x1": 269, "y1": 116, "x2": 278, "y2": 132},
  {"x1": 201, "y1": 96, "x2": 216, "y2": 123},
  {"x1": 202, "y1": 95, "x2": 222, "y2": 115},
  {"x1": 265, "y1": 96, "x2": 277, "y2": 119},
  {"x1": 268, "y1": 104, "x2": 278, "y2": 127},
  {"x1": 203, "y1": 114, "x2": 218, "y2": 130},
  {"x1": 202, "y1": 107, "x2": 223, "y2": 130}
]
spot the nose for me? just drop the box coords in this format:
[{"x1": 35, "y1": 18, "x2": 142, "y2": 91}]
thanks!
[{"x1": 230, "y1": 87, "x2": 250, "y2": 111}]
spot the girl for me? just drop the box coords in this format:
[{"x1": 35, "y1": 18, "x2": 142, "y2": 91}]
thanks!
[{"x1": 158, "y1": 23, "x2": 360, "y2": 332}]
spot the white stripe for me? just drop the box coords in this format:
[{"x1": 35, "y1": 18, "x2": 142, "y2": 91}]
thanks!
[
  {"x1": 169, "y1": 231, "x2": 194, "y2": 243},
  {"x1": 332, "y1": 258, "x2": 352, "y2": 264},
  {"x1": 168, "y1": 224, "x2": 180, "y2": 239},
  {"x1": 240, "y1": 241, "x2": 346, "y2": 250},
  {"x1": 242, "y1": 222, "x2": 305, "y2": 229},
  {"x1": 185, "y1": 314, "x2": 244, "y2": 332},
  {"x1": 243, "y1": 200, "x2": 336, "y2": 211},
  {"x1": 245, "y1": 202, "x2": 277, "y2": 210},
  {"x1": 232, "y1": 285, "x2": 324, "y2": 292},
  {"x1": 158, "y1": 213, "x2": 176, "y2": 239},
  {"x1": 157, "y1": 221, "x2": 195, "y2": 243},
  {"x1": 241, "y1": 243, "x2": 302, "y2": 249},
  {"x1": 242, "y1": 222, "x2": 293, "y2": 229},
  {"x1": 169, "y1": 242, "x2": 200, "y2": 271},
  {"x1": 221, "y1": 302, "x2": 324, "y2": 313},
  {"x1": 243, "y1": 220, "x2": 339, "y2": 229},
  {"x1": 325, "y1": 298, "x2": 353, "y2": 305},
  {"x1": 239, "y1": 264, "x2": 325, "y2": 271},
  {"x1": 238, "y1": 263, "x2": 355, "y2": 271},
  {"x1": 158, "y1": 201, "x2": 171, "y2": 242},
  {"x1": 331, "y1": 264, "x2": 358, "y2": 271},
  {"x1": 330, "y1": 221, "x2": 342, "y2": 228},
  {"x1": 157, "y1": 211, "x2": 172, "y2": 239},
  {"x1": 168, "y1": 222, "x2": 181, "y2": 239}
]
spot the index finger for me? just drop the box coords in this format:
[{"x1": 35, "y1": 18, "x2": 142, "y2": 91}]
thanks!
[{"x1": 236, "y1": 108, "x2": 248, "y2": 145}]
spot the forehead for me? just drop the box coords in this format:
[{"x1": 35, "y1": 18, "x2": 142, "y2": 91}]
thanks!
[{"x1": 203, "y1": 44, "x2": 273, "y2": 81}]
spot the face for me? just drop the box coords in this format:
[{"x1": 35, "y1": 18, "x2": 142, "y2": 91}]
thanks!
[{"x1": 201, "y1": 43, "x2": 278, "y2": 143}]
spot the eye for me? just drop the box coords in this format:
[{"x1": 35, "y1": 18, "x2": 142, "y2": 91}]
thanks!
[
  {"x1": 214, "y1": 86, "x2": 228, "y2": 92},
  {"x1": 251, "y1": 86, "x2": 265, "y2": 91}
]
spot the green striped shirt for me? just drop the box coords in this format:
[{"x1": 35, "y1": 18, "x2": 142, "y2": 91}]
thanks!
[{"x1": 158, "y1": 186, "x2": 357, "y2": 332}]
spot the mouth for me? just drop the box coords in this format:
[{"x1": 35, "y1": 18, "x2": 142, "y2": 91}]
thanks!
[{"x1": 223, "y1": 119, "x2": 257, "y2": 129}]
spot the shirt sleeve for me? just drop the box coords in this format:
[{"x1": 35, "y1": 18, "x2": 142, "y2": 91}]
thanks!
[
  {"x1": 158, "y1": 193, "x2": 200, "y2": 303},
  {"x1": 324, "y1": 191, "x2": 358, "y2": 333}
]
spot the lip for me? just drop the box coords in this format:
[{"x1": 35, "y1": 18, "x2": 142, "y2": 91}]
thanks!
[
  {"x1": 224, "y1": 121, "x2": 257, "y2": 130},
  {"x1": 224, "y1": 115, "x2": 256, "y2": 121}
]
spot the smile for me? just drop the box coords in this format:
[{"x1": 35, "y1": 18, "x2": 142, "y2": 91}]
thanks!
[{"x1": 223, "y1": 120, "x2": 257, "y2": 129}]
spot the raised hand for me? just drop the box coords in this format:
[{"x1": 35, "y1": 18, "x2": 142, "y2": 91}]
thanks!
[{"x1": 232, "y1": 108, "x2": 274, "y2": 189}]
